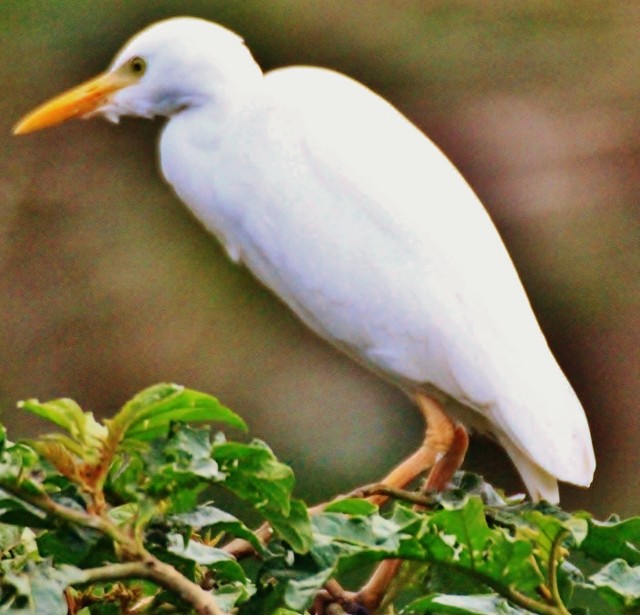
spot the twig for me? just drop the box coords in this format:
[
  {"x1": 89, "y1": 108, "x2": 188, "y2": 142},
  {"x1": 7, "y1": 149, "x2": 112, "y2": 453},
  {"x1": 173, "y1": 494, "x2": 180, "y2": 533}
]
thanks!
[
  {"x1": 223, "y1": 483, "x2": 435, "y2": 559},
  {"x1": 0, "y1": 481, "x2": 129, "y2": 548},
  {"x1": 506, "y1": 586, "x2": 568, "y2": 615},
  {"x1": 343, "y1": 483, "x2": 437, "y2": 507},
  {"x1": 0, "y1": 480, "x2": 227, "y2": 615},
  {"x1": 79, "y1": 559, "x2": 226, "y2": 615},
  {"x1": 548, "y1": 529, "x2": 572, "y2": 615}
]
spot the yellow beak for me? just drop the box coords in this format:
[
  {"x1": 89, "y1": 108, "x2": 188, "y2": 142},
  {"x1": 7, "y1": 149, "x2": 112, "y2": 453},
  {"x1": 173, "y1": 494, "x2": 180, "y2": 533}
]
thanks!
[{"x1": 13, "y1": 70, "x2": 135, "y2": 135}]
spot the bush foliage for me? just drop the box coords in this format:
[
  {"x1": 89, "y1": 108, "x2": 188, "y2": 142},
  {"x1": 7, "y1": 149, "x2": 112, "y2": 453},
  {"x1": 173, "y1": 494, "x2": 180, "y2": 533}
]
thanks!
[{"x1": 0, "y1": 384, "x2": 638, "y2": 614}]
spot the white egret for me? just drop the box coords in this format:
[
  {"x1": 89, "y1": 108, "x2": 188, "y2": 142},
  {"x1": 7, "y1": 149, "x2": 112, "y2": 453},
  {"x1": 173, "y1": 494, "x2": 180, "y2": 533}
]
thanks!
[{"x1": 14, "y1": 17, "x2": 595, "y2": 508}]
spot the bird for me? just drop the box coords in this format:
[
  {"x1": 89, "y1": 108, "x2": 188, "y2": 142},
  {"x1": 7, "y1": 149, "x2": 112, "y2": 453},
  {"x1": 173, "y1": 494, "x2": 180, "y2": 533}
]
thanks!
[{"x1": 14, "y1": 17, "x2": 595, "y2": 507}]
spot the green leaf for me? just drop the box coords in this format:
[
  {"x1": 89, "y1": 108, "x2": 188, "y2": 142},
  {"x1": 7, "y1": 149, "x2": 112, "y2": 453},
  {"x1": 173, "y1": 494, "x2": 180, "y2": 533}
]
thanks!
[
  {"x1": 312, "y1": 509, "x2": 405, "y2": 559},
  {"x1": 401, "y1": 593, "x2": 531, "y2": 614},
  {"x1": 424, "y1": 562, "x2": 492, "y2": 597},
  {"x1": 170, "y1": 504, "x2": 264, "y2": 553},
  {"x1": 0, "y1": 561, "x2": 84, "y2": 615},
  {"x1": 116, "y1": 424, "x2": 224, "y2": 510},
  {"x1": 106, "y1": 451, "x2": 144, "y2": 502},
  {"x1": 18, "y1": 398, "x2": 84, "y2": 434},
  {"x1": 162, "y1": 424, "x2": 222, "y2": 481},
  {"x1": 212, "y1": 439, "x2": 295, "y2": 513},
  {"x1": 0, "y1": 442, "x2": 45, "y2": 497},
  {"x1": 518, "y1": 511, "x2": 570, "y2": 574},
  {"x1": 300, "y1": 502, "x2": 431, "y2": 589},
  {"x1": 412, "y1": 497, "x2": 544, "y2": 599},
  {"x1": 18, "y1": 398, "x2": 107, "y2": 453},
  {"x1": 283, "y1": 568, "x2": 334, "y2": 611},
  {"x1": 166, "y1": 533, "x2": 246, "y2": 582},
  {"x1": 117, "y1": 383, "x2": 246, "y2": 441},
  {"x1": 212, "y1": 438, "x2": 312, "y2": 553},
  {"x1": 0, "y1": 497, "x2": 50, "y2": 528},
  {"x1": 212, "y1": 581, "x2": 255, "y2": 612},
  {"x1": 448, "y1": 472, "x2": 512, "y2": 507},
  {"x1": 36, "y1": 523, "x2": 102, "y2": 566},
  {"x1": 253, "y1": 502, "x2": 418, "y2": 614},
  {"x1": 244, "y1": 547, "x2": 333, "y2": 613},
  {"x1": 0, "y1": 526, "x2": 39, "y2": 572},
  {"x1": 580, "y1": 515, "x2": 640, "y2": 565},
  {"x1": 0, "y1": 521, "x2": 24, "y2": 552},
  {"x1": 5, "y1": 385, "x2": 640, "y2": 615},
  {"x1": 268, "y1": 498, "x2": 313, "y2": 555},
  {"x1": 323, "y1": 498, "x2": 379, "y2": 515},
  {"x1": 590, "y1": 558, "x2": 640, "y2": 610}
]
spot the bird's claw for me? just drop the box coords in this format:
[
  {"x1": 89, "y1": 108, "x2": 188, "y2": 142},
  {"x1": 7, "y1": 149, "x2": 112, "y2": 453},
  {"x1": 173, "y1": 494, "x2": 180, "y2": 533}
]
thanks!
[{"x1": 312, "y1": 587, "x2": 372, "y2": 615}]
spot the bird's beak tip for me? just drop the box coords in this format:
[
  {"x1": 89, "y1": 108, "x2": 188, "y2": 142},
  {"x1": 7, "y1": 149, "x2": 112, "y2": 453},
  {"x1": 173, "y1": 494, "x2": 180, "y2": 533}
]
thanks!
[
  {"x1": 12, "y1": 71, "x2": 130, "y2": 137},
  {"x1": 12, "y1": 118, "x2": 35, "y2": 136}
]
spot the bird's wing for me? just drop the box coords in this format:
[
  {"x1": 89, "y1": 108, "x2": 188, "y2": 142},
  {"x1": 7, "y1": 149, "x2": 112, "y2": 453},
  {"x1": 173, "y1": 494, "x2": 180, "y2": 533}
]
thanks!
[
  {"x1": 171, "y1": 65, "x2": 594, "y2": 492},
  {"x1": 295, "y1": 68, "x2": 594, "y2": 491}
]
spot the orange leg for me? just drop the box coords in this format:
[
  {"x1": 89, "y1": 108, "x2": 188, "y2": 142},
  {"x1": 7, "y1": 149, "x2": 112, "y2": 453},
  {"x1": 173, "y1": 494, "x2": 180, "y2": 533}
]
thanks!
[
  {"x1": 356, "y1": 392, "x2": 469, "y2": 612},
  {"x1": 367, "y1": 392, "x2": 467, "y2": 504}
]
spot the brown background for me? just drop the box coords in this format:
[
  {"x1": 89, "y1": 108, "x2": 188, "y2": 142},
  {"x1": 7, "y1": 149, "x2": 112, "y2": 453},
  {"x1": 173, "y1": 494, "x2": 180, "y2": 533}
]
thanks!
[{"x1": 2, "y1": 1, "x2": 639, "y2": 518}]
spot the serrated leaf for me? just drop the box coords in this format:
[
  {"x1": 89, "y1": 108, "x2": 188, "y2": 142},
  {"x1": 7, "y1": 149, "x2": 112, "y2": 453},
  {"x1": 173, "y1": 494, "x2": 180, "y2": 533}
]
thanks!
[
  {"x1": 268, "y1": 499, "x2": 313, "y2": 555},
  {"x1": 144, "y1": 425, "x2": 224, "y2": 508},
  {"x1": 305, "y1": 506, "x2": 410, "y2": 581},
  {"x1": 518, "y1": 510, "x2": 571, "y2": 574},
  {"x1": 255, "y1": 503, "x2": 414, "y2": 614},
  {"x1": 413, "y1": 498, "x2": 544, "y2": 599},
  {"x1": 212, "y1": 440, "x2": 295, "y2": 511},
  {"x1": 108, "y1": 424, "x2": 224, "y2": 514},
  {"x1": 212, "y1": 439, "x2": 312, "y2": 553},
  {"x1": 448, "y1": 472, "x2": 511, "y2": 507},
  {"x1": 246, "y1": 547, "x2": 333, "y2": 613},
  {"x1": 117, "y1": 383, "x2": 246, "y2": 441},
  {"x1": 163, "y1": 424, "x2": 221, "y2": 480},
  {"x1": 401, "y1": 593, "x2": 531, "y2": 614},
  {"x1": 313, "y1": 510, "x2": 404, "y2": 552},
  {"x1": 580, "y1": 515, "x2": 640, "y2": 565},
  {"x1": 590, "y1": 558, "x2": 640, "y2": 610}
]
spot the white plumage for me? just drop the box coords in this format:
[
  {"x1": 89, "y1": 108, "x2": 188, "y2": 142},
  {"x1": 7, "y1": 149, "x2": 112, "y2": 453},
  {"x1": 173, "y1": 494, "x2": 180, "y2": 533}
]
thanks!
[{"x1": 14, "y1": 16, "x2": 595, "y2": 503}]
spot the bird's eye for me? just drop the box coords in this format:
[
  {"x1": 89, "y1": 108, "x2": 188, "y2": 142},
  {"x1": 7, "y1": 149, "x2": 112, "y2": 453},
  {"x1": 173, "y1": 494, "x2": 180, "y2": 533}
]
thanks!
[{"x1": 129, "y1": 56, "x2": 147, "y2": 76}]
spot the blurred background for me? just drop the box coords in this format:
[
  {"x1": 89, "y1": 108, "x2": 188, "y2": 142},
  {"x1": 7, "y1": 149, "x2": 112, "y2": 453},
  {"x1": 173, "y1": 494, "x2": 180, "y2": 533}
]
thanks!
[{"x1": 1, "y1": 1, "x2": 639, "y2": 518}]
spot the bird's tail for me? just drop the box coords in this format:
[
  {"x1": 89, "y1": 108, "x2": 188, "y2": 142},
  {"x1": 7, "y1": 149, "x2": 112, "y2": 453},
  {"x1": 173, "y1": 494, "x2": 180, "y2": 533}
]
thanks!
[{"x1": 498, "y1": 436, "x2": 560, "y2": 503}]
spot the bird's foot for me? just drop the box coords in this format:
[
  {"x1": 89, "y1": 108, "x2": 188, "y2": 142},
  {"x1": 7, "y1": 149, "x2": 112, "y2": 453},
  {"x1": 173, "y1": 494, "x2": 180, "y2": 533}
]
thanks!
[{"x1": 312, "y1": 580, "x2": 373, "y2": 615}]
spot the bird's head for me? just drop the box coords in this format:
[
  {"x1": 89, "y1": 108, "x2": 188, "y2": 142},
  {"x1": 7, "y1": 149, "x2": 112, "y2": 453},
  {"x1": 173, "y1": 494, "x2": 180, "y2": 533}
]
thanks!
[{"x1": 13, "y1": 16, "x2": 261, "y2": 135}]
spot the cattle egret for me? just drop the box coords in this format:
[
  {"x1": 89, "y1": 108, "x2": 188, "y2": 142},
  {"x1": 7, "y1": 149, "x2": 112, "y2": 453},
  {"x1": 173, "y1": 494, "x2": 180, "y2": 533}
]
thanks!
[{"x1": 14, "y1": 17, "x2": 595, "y2": 508}]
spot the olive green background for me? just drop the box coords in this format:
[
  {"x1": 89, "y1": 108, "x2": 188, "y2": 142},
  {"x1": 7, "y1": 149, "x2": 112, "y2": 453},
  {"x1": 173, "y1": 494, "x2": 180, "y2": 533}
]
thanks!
[{"x1": 2, "y1": 1, "x2": 639, "y2": 518}]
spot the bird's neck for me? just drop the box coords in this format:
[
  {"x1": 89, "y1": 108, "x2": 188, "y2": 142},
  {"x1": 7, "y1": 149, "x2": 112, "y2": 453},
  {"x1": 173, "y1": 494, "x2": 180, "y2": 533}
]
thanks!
[{"x1": 167, "y1": 51, "x2": 263, "y2": 124}]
